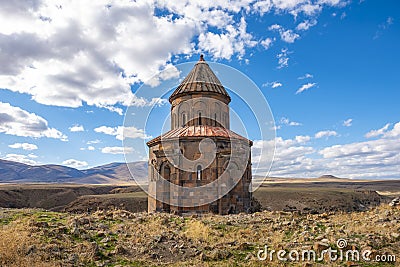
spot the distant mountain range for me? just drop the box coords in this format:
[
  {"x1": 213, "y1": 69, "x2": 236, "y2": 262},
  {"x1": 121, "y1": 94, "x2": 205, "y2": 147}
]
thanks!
[{"x1": 0, "y1": 159, "x2": 147, "y2": 184}]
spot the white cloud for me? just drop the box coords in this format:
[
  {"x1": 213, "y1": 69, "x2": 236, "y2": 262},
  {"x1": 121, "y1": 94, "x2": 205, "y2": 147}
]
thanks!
[
  {"x1": 280, "y1": 117, "x2": 302, "y2": 126},
  {"x1": 253, "y1": 0, "x2": 272, "y2": 15},
  {"x1": 146, "y1": 64, "x2": 181, "y2": 88},
  {"x1": 0, "y1": 102, "x2": 67, "y2": 140},
  {"x1": 271, "y1": 81, "x2": 283, "y2": 88},
  {"x1": 280, "y1": 29, "x2": 300, "y2": 43},
  {"x1": 252, "y1": 136, "x2": 315, "y2": 177},
  {"x1": 315, "y1": 130, "x2": 338, "y2": 139},
  {"x1": 296, "y1": 82, "x2": 317, "y2": 94},
  {"x1": 8, "y1": 142, "x2": 38, "y2": 151},
  {"x1": 101, "y1": 105, "x2": 124, "y2": 116},
  {"x1": 260, "y1": 37, "x2": 274, "y2": 49},
  {"x1": 69, "y1": 124, "x2": 84, "y2": 132},
  {"x1": 383, "y1": 122, "x2": 400, "y2": 138},
  {"x1": 254, "y1": 122, "x2": 400, "y2": 179},
  {"x1": 268, "y1": 24, "x2": 281, "y2": 31},
  {"x1": 298, "y1": 73, "x2": 313, "y2": 79},
  {"x1": 277, "y1": 48, "x2": 290, "y2": 69},
  {"x1": 263, "y1": 81, "x2": 282, "y2": 88},
  {"x1": 343, "y1": 118, "x2": 353, "y2": 127},
  {"x1": 270, "y1": 0, "x2": 308, "y2": 10},
  {"x1": 0, "y1": 0, "x2": 349, "y2": 111},
  {"x1": 101, "y1": 146, "x2": 134, "y2": 154},
  {"x1": 295, "y1": 135, "x2": 311, "y2": 143},
  {"x1": 80, "y1": 146, "x2": 96, "y2": 151},
  {"x1": 296, "y1": 19, "x2": 317, "y2": 31},
  {"x1": 268, "y1": 24, "x2": 300, "y2": 43},
  {"x1": 292, "y1": 4, "x2": 322, "y2": 16},
  {"x1": 374, "y1": 16, "x2": 395, "y2": 39},
  {"x1": 365, "y1": 123, "x2": 391, "y2": 138},
  {"x1": 0, "y1": 1, "x2": 196, "y2": 110},
  {"x1": 2, "y1": 153, "x2": 38, "y2": 165},
  {"x1": 198, "y1": 17, "x2": 257, "y2": 60},
  {"x1": 62, "y1": 159, "x2": 88, "y2": 169},
  {"x1": 94, "y1": 126, "x2": 151, "y2": 140},
  {"x1": 87, "y1": 139, "x2": 101, "y2": 144},
  {"x1": 317, "y1": 122, "x2": 400, "y2": 179},
  {"x1": 318, "y1": 0, "x2": 345, "y2": 6}
]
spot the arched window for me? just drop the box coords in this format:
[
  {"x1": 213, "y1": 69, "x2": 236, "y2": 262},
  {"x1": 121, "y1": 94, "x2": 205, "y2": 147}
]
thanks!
[
  {"x1": 182, "y1": 113, "x2": 186, "y2": 127},
  {"x1": 162, "y1": 164, "x2": 170, "y2": 181},
  {"x1": 198, "y1": 112, "x2": 202, "y2": 125},
  {"x1": 196, "y1": 165, "x2": 202, "y2": 180},
  {"x1": 214, "y1": 113, "x2": 217, "y2": 126}
]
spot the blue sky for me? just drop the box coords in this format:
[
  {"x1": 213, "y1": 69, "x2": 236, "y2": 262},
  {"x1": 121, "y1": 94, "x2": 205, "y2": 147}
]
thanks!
[{"x1": 0, "y1": 0, "x2": 399, "y2": 179}]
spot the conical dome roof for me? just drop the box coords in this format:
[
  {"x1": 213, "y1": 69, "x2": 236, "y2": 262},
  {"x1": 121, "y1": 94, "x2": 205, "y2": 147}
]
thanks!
[{"x1": 169, "y1": 55, "x2": 231, "y2": 103}]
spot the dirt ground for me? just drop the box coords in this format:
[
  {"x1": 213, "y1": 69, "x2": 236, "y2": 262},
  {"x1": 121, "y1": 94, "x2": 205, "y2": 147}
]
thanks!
[{"x1": 0, "y1": 180, "x2": 399, "y2": 214}]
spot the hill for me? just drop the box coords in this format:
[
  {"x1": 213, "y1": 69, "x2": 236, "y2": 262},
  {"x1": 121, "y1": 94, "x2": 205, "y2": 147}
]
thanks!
[{"x1": 0, "y1": 159, "x2": 147, "y2": 184}]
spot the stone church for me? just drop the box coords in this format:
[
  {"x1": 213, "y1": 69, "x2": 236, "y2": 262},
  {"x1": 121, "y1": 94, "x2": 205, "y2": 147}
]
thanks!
[{"x1": 147, "y1": 55, "x2": 253, "y2": 215}]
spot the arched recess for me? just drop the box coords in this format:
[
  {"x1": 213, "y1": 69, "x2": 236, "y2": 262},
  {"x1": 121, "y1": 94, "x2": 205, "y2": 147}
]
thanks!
[
  {"x1": 159, "y1": 161, "x2": 171, "y2": 212},
  {"x1": 193, "y1": 100, "x2": 207, "y2": 125},
  {"x1": 181, "y1": 112, "x2": 187, "y2": 127},
  {"x1": 214, "y1": 102, "x2": 222, "y2": 127},
  {"x1": 160, "y1": 162, "x2": 171, "y2": 181},
  {"x1": 178, "y1": 102, "x2": 190, "y2": 127},
  {"x1": 223, "y1": 160, "x2": 240, "y2": 187},
  {"x1": 172, "y1": 113, "x2": 177, "y2": 129}
]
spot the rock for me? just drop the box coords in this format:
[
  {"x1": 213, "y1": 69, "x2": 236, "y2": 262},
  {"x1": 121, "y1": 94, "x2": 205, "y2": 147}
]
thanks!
[
  {"x1": 78, "y1": 217, "x2": 90, "y2": 225},
  {"x1": 30, "y1": 220, "x2": 49, "y2": 228},
  {"x1": 68, "y1": 253, "x2": 79, "y2": 263},
  {"x1": 72, "y1": 227, "x2": 80, "y2": 236},
  {"x1": 90, "y1": 242, "x2": 101, "y2": 259},
  {"x1": 26, "y1": 245, "x2": 36, "y2": 255},
  {"x1": 208, "y1": 249, "x2": 231, "y2": 260},
  {"x1": 100, "y1": 237, "x2": 109, "y2": 243},
  {"x1": 391, "y1": 232, "x2": 400, "y2": 239},
  {"x1": 321, "y1": 238, "x2": 329, "y2": 244},
  {"x1": 97, "y1": 231, "x2": 105, "y2": 237},
  {"x1": 153, "y1": 235, "x2": 166, "y2": 243},
  {"x1": 313, "y1": 242, "x2": 329, "y2": 252},
  {"x1": 113, "y1": 245, "x2": 126, "y2": 255},
  {"x1": 238, "y1": 242, "x2": 253, "y2": 250},
  {"x1": 199, "y1": 252, "x2": 207, "y2": 261},
  {"x1": 320, "y1": 213, "x2": 329, "y2": 219},
  {"x1": 56, "y1": 226, "x2": 68, "y2": 234},
  {"x1": 98, "y1": 223, "x2": 109, "y2": 230},
  {"x1": 389, "y1": 197, "x2": 400, "y2": 207}
]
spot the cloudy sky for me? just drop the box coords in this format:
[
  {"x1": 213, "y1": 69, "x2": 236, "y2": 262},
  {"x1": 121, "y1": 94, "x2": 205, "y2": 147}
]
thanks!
[{"x1": 0, "y1": 0, "x2": 399, "y2": 179}]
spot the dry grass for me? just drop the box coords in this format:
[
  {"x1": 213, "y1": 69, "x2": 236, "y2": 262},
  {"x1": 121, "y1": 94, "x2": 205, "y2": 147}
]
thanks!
[
  {"x1": 183, "y1": 220, "x2": 212, "y2": 242},
  {"x1": 0, "y1": 206, "x2": 399, "y2": 266},
  {"x1": 0, "y1": 215, "x2": 54, "y2": 266}
]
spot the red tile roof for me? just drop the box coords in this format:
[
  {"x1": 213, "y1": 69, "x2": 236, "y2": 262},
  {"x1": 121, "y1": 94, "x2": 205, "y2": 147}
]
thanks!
[{"x1": 147, "y1": 125, "x2": 252, "y2": 147}]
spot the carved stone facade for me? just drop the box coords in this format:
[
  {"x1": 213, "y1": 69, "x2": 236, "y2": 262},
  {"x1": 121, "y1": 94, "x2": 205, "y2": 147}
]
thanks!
[{"x1": 147, "y1": 55, "x2": 253, "y2": 215}]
